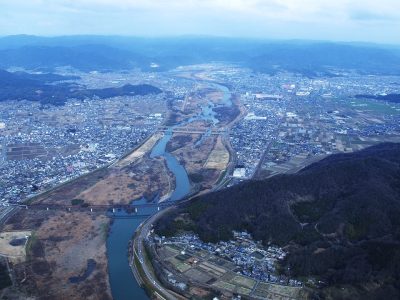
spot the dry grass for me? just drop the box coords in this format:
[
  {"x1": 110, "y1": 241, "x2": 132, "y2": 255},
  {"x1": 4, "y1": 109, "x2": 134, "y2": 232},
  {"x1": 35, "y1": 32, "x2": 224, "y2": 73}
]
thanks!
[
  {"x1": 79, "y1": 157, "x2": 172, "y2": 205},
  {"x1": 204, "y1": 136, "x2": 230, "y2": 170},
  {"x1": 207, "y1": 91, "x2": 224, "y2": 104},
  {"x1": 115, "y1": 133, "x2": 162, "y2": 168},
  {"x1": 0, "y1": 231, "x2": 31, "y2": 263},
  {"x1": 4, "y1": 210, "x2": 112, "y2": 300}
]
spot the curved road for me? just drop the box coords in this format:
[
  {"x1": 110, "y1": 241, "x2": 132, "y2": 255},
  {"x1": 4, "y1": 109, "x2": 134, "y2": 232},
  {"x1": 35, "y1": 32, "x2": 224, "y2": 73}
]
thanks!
[
  {"x1": 133, "y1": 207, "x2": 179, "y2": 299},
  {"x1": 132, "y1": 78, "x2": 243, "y2": 299}
]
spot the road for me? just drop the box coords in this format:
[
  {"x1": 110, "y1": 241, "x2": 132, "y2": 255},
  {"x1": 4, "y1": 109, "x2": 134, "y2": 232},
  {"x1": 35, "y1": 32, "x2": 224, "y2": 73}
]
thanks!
[
  {"x1": 133, "y1": 207, "x2": 179, "y2": 300},
  {"x1": 132, "y1": 136, "x2": 237, "y2": 299},
  {"x1": 252, "y1": 117, "x2": 283, "y2": 178},
  {"x1": 0, "y1": 206, "x2": 17, "y2": 226},
  {"x1": 131, "y1": 77, "x2": 243, "y2": 299},
  {"x1": 0, "y1": 140, "x2": 6, "y2": 165}
]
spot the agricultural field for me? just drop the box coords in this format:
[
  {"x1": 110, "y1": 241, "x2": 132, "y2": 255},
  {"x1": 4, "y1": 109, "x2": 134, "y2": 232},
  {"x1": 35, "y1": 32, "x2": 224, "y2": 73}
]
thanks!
[
  {"x1": 253, "y1": 282, "x2": 304, "y2": 300},
  {"x1": 231, "y1": 275, "x2": 256, "y2": 290}
]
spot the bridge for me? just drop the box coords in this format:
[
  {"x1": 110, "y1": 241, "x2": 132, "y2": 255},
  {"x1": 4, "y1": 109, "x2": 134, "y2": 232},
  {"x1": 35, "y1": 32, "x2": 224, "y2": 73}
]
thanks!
[
  {"x1": 9, "y1": 200, "x2": 177, "y2": 218},
  {"x1": 110, "y1": 214, "x2": 152, "y2": 219},
  {"x1": 156, "y1": 127, "x2": 226, "y2": 135}
]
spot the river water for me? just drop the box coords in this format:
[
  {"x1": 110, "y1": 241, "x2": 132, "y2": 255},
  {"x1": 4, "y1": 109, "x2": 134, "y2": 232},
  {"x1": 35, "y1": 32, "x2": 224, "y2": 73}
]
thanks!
[
  {"x1": 107, "y1": 217, "x2": 148, "y2": 300},
  {"x1": 150, "y1": 128, "x2": 190, "y2": 201},
  {"x1": 107, "y1": 82, "x2": 232, "y2": 300}
]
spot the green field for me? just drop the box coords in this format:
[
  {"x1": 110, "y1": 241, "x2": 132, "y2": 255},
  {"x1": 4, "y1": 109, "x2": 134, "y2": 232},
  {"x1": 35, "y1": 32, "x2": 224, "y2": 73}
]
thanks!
[{"x1": 231, "y1": 275, "x2": 256, "y2": 289}]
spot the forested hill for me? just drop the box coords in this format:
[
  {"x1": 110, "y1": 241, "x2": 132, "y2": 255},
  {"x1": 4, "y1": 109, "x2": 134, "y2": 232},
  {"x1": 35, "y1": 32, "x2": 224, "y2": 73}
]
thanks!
[
  {"x1": 155, "y1": 143, "x2": 400, "y2": 299},
  {"x1": 1, "y1": 36, "x2": 400, "y2": 76},
  {"x1": 354, "y1": 93, "x2": 400, "y2": 104},
  {"x1": 0, "y1": 69, "x2": 162, "y2": 105}
]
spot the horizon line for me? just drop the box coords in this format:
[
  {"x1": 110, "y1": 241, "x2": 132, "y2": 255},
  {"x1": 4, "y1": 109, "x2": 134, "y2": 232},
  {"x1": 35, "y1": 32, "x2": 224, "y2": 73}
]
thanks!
[{"x1": 0, "y1": 34, "x2": 399, "y2": 48}]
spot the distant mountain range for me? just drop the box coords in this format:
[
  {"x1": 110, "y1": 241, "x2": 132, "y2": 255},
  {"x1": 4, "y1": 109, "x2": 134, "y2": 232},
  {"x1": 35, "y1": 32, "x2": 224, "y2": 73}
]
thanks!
[
  {"x1": 0, "y1": 35, "x2": 400, "y2": 76},
  {"x1": 0, "y1": 69, "x2": 162, "y2": 105},
  {"x1": 156, "y1": 143, "x2": 400, "y2": 299}
]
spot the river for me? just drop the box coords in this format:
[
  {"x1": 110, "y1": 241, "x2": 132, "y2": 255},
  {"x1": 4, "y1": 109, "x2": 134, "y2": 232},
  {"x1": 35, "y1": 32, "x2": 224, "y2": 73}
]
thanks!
[
  {"x1": 107, "y1": 217, "x2": 148, "y2": 300},
  {"x1": 107, "y1": 82, "x2": 232, "y2": 300},
  {"x1": 150, "y1": 128, "x2": 190, "y2": 201}
]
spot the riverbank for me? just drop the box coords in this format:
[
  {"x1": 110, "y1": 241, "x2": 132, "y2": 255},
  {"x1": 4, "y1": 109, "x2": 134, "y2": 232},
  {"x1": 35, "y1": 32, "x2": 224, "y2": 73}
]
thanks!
[
  {"x1": 131, "y1": 206, "x2": 187, "y2": 300},
  {"x1": 107, "y1": 217, "x2": 149, "y2": 300},
  {"x1": 127, "y1": 73, "x2": 245, "y2": 299}
]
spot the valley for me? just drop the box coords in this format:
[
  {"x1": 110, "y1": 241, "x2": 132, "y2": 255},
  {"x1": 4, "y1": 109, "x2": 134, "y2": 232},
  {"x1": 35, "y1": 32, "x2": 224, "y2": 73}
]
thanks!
[{"x1": 0, "y1": 60, "x2": 400, "y2": 300}]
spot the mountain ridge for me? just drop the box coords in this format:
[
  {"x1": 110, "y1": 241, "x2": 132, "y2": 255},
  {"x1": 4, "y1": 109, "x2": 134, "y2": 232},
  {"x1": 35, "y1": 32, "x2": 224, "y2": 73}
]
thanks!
[
  {"x1": 0, "y1": 36, "x2": 399, "y2": 75},
  {"x1": 0, "y1": 69, "x2": 162, "y2": 105},
  {"x1": 155, "y1": 143, "x2": 400, "y2": 299}
]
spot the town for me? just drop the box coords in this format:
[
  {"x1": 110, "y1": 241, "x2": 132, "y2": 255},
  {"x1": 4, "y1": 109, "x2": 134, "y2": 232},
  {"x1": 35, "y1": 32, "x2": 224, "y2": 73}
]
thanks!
[
  {"x1": 0, "y1": 93, "x2": 166, "y2": 204},
  {"x1": 2, "y1": 66, "x2": 399, "y2": 205},
  {"x1": 147, "y1": 231, "x2": 304, "y2": 299},
  {"x1": 212, "y1": 66, "x2": 400, "y2": 181},
  {"x1": 1, "y1": 64, "x2": 400, "y2": 300}
]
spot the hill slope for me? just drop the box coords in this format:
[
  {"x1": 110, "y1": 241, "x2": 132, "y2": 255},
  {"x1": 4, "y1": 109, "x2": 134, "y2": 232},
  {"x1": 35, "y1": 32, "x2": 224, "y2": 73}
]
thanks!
[
  {"x1": 0, "y1": 69, "x2": 162, "y2": 105},
  {"x1": 155, "y1": 143, "x2": 400, "y2": 299},
  {"x1": 1, "y1": 36, "x2": 400, "y2": 75}
]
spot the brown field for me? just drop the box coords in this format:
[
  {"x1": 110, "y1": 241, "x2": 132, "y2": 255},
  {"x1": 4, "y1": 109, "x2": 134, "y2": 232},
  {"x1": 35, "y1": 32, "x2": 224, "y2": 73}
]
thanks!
[
  {"x1": 171, "y1": 133, "x2": 216, "y2": 173},
  {"x1": 35, "y1": 155, "x2": 173, "y2": 206},
  {"x1": 204, "y1": 136, "x2": 230, "y2": 170},
  {"x1": 176, "y1": 120, "x2": 212, "y2": 133},
  {"x1": 3, "y1": 210, "x2": 111, "y2": 300},
  {"x1": 193, "y1": 72, "x2": 215, "y2": 81},
  {"x1": 114, "y1": 133, "x2": 162, "y2": 168},
  {"x1": 169, "y1": 133, "x2": 222, "y2": 190},
  {"x1": 34, "y1": 167, "x2": 110, "y2": 205},
  {"x1": 207, "y1": 91, "x2": 225, "y2": 104},
  {"x1": 0, "y1": 230, "x2": 31, "y2": 263},
  {"x1": 189, "y1": 286, "x2": 212, "y2": 298},
  {"x1": 78, "y1": 171, "x2": 140, "y2": 205},
  {"x1": 166, "y1": 133, "x2": 196, "y2": 153},
  {"x1": 0, "y1": 132, "x2": 175, "y2": 299},
  {"x1": 79, "y1": 157, "x2": 173, "y2": 205}
]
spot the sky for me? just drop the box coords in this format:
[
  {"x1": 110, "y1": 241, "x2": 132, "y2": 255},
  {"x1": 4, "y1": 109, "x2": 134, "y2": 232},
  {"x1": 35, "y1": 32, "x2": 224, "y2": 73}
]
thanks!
[{"x1": 0, "y1": 0, "x2": 399, "y2": 44}]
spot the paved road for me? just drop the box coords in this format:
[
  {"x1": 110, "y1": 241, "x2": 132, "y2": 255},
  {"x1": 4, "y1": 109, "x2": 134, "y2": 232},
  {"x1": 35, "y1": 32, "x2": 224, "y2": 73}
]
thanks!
[
  {"x1": 0, "y1": 206, "x2": 17, "y2": 226},
  {"x1": 133, "y1": 207, "x2": 179, "y2": 300},
  {"x1": 0, "y1": 140, "x2": 6, "y2": 165},
  {"x1": 132, "y1": 143, "x2": 237, "y2": 300},
  {"x1": 131, "y1": 79, "x2": 244, "y2": 299}
]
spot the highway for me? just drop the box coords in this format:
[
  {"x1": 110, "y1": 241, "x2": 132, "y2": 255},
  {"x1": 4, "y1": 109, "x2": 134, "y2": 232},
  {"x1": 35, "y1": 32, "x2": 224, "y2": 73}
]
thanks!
[
  {"x1": 0, "y1": 140, "x2": 6, "y2": 165},
  {"x1": 131, "y1": 142, "x2": 237, "y2": 300},
  {"x1": 130, "y1": 79, "x2": 243, "y2": 299},
  {"x1": 133, "y1": 207, "x2": 179, "y2": 300},
  {"x1": 0, "y1": 206, "x2": 18, "y2": 227}
]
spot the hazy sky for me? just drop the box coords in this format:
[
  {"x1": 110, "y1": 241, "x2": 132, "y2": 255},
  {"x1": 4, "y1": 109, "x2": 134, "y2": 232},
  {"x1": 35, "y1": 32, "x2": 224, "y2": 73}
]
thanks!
[{"x1": 1, "y1": 0, "x2": 399, "y2": 44}]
